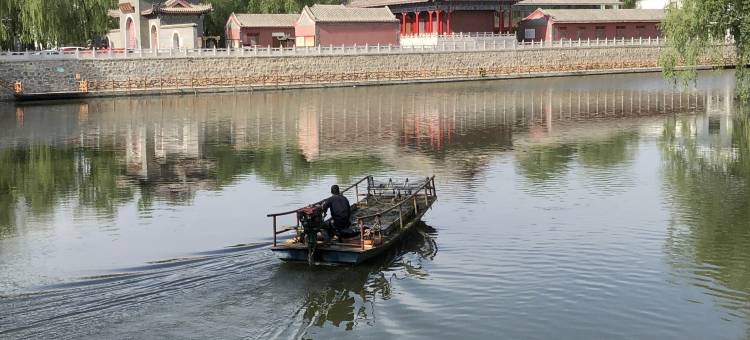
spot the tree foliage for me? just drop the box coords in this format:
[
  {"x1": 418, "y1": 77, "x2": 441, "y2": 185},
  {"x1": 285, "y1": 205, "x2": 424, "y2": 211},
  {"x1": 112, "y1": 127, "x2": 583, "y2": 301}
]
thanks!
[
  {"x1": 0, "y1": 0, "x2": 115, "y2": 49},
  {"x1": 1, "y1": 0, "x2": 344, "y2": 49},
  {"x1": 659, "y1": 0, "x2": 748, "y2": 99},
  {"x1": 203, "y1": 0, "x2": 249, "y2": 38}
]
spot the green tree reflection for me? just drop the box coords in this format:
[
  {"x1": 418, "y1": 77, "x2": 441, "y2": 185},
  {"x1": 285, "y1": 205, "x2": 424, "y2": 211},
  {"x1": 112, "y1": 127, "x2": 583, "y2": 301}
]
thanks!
[
  {"x1": 661, "y1": 112, "x2": 750, "y2": 317},
  {"x1": 0, "y1": 146, "x2": 77, "y2": 233},
  {"x1": 515, "y1": 144, "x2": 577, "y2": 182},
  {"x1": 205, "y1": 144, "x2": 384, "y2": 189},
  {"x1": 577, "y1": 131, "x2": 639, "y2": 168},
  {"x1": 0, "y1": 140, "x2": 384, "y2": 233},
  {"x1": 515, "y1": 131, "x2": 640, "y2": 183}
]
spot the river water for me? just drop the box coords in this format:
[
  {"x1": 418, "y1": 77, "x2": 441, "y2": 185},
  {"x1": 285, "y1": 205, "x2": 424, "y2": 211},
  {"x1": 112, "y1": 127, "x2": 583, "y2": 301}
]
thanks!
[{"x1": 1, "y1": 71, "x2": 748, "y2": 339}]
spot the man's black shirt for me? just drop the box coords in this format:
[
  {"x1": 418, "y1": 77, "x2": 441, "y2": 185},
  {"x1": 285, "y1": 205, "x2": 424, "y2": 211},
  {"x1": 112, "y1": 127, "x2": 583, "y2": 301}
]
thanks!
[{"x1": 323, "y1": 194, "x2": 351, "y2": 229}]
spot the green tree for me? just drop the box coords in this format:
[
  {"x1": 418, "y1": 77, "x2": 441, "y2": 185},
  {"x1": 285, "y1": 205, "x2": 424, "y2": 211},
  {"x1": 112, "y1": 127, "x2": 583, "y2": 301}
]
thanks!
[
  {"x1": 244, "y1": 0, "x2": 341, "y2": 17},
  {"x1": 203, "y1": 0, "x2": 250, "y2": 40},
  {"x1": 622, "y1": 0, "x2": 637, "y2": 9},
  {"x1": 0, "y1": 0, "x2": 115, "y2": 49},
  {"x1": 659, "y1": 0, "x2": 747, "y2": 98}
]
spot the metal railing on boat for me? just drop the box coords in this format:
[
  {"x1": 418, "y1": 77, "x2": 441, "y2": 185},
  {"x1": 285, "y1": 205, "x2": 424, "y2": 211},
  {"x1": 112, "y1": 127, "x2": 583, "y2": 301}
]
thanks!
[
  {"x1": 267, "y1": 175, "x2": 373, "y2": 247},
  {"x1": 355, "y1": 176, "x2": 436, "y2": 250},
  {"x1": 266, "y1": 175, "x2": 436, "y2": 250}
]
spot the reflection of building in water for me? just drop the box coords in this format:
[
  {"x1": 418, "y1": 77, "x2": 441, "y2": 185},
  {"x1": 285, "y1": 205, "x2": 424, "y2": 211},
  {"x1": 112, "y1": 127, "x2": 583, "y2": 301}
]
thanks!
[
  {"x1": 665, "y1": 88, "x2": 737, "y2": 165},
  {"x1": 15, "y1": 107, "x2": 24, "y2": 128},
  {"x1": 123, "y1": 120, "x2": 204, "y2": 180},
  {"x1": 298, "y1": 106, "x2": 320, "y2": 161},
  {"x1": 86, "y1": 83, "x2": 720, "y2": 185},
  {"x1": 1, "y1": 73, "x2": 733, "y2": 208},
  {"x1": 0, "y1": 71, "x2": 738, "y2": 231}
]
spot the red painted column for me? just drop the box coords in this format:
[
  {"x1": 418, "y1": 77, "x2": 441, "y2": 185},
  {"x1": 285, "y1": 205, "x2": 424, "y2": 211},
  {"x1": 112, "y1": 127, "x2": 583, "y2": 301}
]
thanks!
[
  {"x1": 413, "y1": 11, "x2": 420, "y2": 35},
  {"x1": 499, "y1": 10, "x2": 504, "y2": 34},
  {"x1": 436, "y1": 10, "x2": 442, "y2": 35},
  {"x1": 507, "y1": 10, "x2": 512, "y2": 32},
  {"x1": 427, "y1": 11, "x2": 433, "y2": 33},
  {"x1": 401, "y1": 13, "x2": 407, "y2": 34},
  {"x1": 446, "y1": 11, "x2": 451, "y2": 34}
]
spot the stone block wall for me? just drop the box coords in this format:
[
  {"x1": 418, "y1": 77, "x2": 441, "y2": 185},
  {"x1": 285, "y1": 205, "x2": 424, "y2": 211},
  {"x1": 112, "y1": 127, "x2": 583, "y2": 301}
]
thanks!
[{"x1": 0, "y1": 45, "x2": 735, "y2": 100}]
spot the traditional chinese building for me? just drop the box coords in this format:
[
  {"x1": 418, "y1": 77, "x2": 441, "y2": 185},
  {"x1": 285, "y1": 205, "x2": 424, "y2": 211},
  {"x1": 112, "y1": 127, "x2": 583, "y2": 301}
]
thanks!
[
  {"x1": 225, "y1": 13, "x2": 298, "y2": 48},
  {"x1": 517, "y1": 8, "x2": 665, "y2": 41},
  {"x1": 295, "y1": 5, "x2": 399, "y2": 46},
  {"x1": 347, "y1": 0, "x2": 518, "y2": 35},
  {"x1": 513, "y1": 0, "x2": 623, "y2": 26},
  {"x1": 107, "y1": 0, "x2": 213, "y2": 49}
]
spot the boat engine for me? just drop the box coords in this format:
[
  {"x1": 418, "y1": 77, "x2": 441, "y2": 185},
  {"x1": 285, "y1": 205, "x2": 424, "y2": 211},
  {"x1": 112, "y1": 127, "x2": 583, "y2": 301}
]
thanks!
[{"x1": 297, "y1": 206, "x2": 325, "y2": 264}]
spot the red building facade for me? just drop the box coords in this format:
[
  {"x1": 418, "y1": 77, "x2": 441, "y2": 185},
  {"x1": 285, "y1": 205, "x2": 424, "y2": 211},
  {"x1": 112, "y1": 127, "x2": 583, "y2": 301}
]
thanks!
[
  {"x1": 225, "y1": 13, "x2": 297, "y2": 48},
  {"x1": 517, "y1": 9, "x2": 665, "y2": 42},
  {"x1": 295, "y1": 5, "x2": 399, "y2": 46},
  {"x1": 348, "y1": 0, "x2": 518, "y2": 35}
]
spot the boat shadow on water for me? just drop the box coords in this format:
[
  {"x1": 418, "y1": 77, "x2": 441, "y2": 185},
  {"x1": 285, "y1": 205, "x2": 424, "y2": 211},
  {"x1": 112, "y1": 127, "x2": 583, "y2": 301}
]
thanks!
[{"x1": 268, "y1": 222, "x2": 438, "y2": 337}]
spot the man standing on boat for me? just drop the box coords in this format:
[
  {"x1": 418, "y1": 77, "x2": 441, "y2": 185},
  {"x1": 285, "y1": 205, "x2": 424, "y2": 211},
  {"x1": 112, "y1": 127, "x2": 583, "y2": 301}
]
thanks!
[{"x1": 322, "y1": 185, "x2": 352, "y2": 239}]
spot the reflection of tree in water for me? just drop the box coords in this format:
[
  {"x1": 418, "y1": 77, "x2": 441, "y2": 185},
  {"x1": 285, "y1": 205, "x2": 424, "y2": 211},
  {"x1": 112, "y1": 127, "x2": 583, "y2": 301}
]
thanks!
[
  {"x1": 514, "y1": 131, "x2": 640, "y2": 183},
  {"x1": 515, "y1": 144, "x2": 577, "y2": 182},
  {"x1": 275, "y1": 223, "x2": 437, "y2": 336},
  {"x1": 0, "y1": 138, "x2": 383, "y2": 232},
  {"x1": 0, "y1": 146, "x2": 135, "y2": 234},
  {"x1": 661, "y1": 112, "x2": 750, "y2": 319},
  {"x1": 205, "y1": 144, "x2": 384, "y2": 190},
  {"x1": 577, "y1": 131, "x2": 639, "y2": 168}
]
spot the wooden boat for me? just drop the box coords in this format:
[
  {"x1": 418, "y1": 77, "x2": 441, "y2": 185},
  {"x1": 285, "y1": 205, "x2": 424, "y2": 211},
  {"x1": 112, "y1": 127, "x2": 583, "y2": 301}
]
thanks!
[{"x1": 269, "y1": 175, "x2": 437, "y2": 265}]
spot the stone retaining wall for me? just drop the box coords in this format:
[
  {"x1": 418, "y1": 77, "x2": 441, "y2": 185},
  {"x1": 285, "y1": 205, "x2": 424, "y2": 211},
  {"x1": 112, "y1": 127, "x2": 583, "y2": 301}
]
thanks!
[{"x1": 0, "y1": 45, "x2": 735, "y2": 100}]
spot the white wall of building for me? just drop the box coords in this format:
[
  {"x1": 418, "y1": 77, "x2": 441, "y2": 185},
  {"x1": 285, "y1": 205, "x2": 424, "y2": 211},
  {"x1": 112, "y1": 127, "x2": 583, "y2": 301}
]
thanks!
[
  {"x1": 107, "y1": 29, "x2": 123, "y2": 48},
  {"x1": 159, "y1": 24, "x2": 199, "y2": 49},
  {"x1": 637, "y1": 0, "x2": 677, "y2": 9}
]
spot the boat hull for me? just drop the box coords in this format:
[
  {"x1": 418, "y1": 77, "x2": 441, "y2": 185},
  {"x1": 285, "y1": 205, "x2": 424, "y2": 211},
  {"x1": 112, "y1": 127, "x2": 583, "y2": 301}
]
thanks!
[{"x1": 271, "y1": 209, "x2": 429, "y2": 265}]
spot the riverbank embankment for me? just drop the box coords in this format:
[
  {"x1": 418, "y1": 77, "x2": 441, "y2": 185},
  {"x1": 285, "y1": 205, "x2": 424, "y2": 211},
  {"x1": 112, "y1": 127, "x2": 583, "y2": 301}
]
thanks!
[{"x1": 0, "y1": 42, "x2": 735, "y2": 101}]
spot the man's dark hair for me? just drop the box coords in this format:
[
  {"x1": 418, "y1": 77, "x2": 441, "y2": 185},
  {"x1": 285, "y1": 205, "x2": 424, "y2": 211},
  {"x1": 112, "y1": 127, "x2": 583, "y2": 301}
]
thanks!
[{"x1": 331, "y1": 185, "x2": 340, "y2": 195}]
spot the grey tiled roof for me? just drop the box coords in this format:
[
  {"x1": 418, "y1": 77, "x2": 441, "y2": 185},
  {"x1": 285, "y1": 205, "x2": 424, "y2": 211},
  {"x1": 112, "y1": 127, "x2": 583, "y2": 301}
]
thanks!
[
  {"x1": 141, "y1": 0, "x2": 213, "y2": 16},
  {"x1": 515, "y1": 0, "x2": 623, "y2": 6},
  {"x1": 347, "y1": 0, "x2": 429, "y2": 8},
  {"x1": 233, "y1": 13, "x2": 299, "y2": 27},
  {"x1": 539, "y1": 9, "x2": 665, "y2": 22},
  {"x1": 305, "y1": 4, "x2": 398, "y2": 22}
]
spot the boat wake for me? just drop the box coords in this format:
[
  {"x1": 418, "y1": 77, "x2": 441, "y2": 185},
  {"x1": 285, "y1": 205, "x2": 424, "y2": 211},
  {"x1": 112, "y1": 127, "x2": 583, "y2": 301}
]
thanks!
[
  {"x1": 0, "y1": 243, "x2": 274, "y2": 340},
  {"x1": 0, "y1": 224, "x2": 438, "y2": 339}
]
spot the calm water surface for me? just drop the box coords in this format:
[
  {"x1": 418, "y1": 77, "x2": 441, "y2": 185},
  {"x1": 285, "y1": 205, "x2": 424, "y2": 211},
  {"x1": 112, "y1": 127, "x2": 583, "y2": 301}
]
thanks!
[{"x1": 1, "y1": 71, "x2": 749, "y2": 339}]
